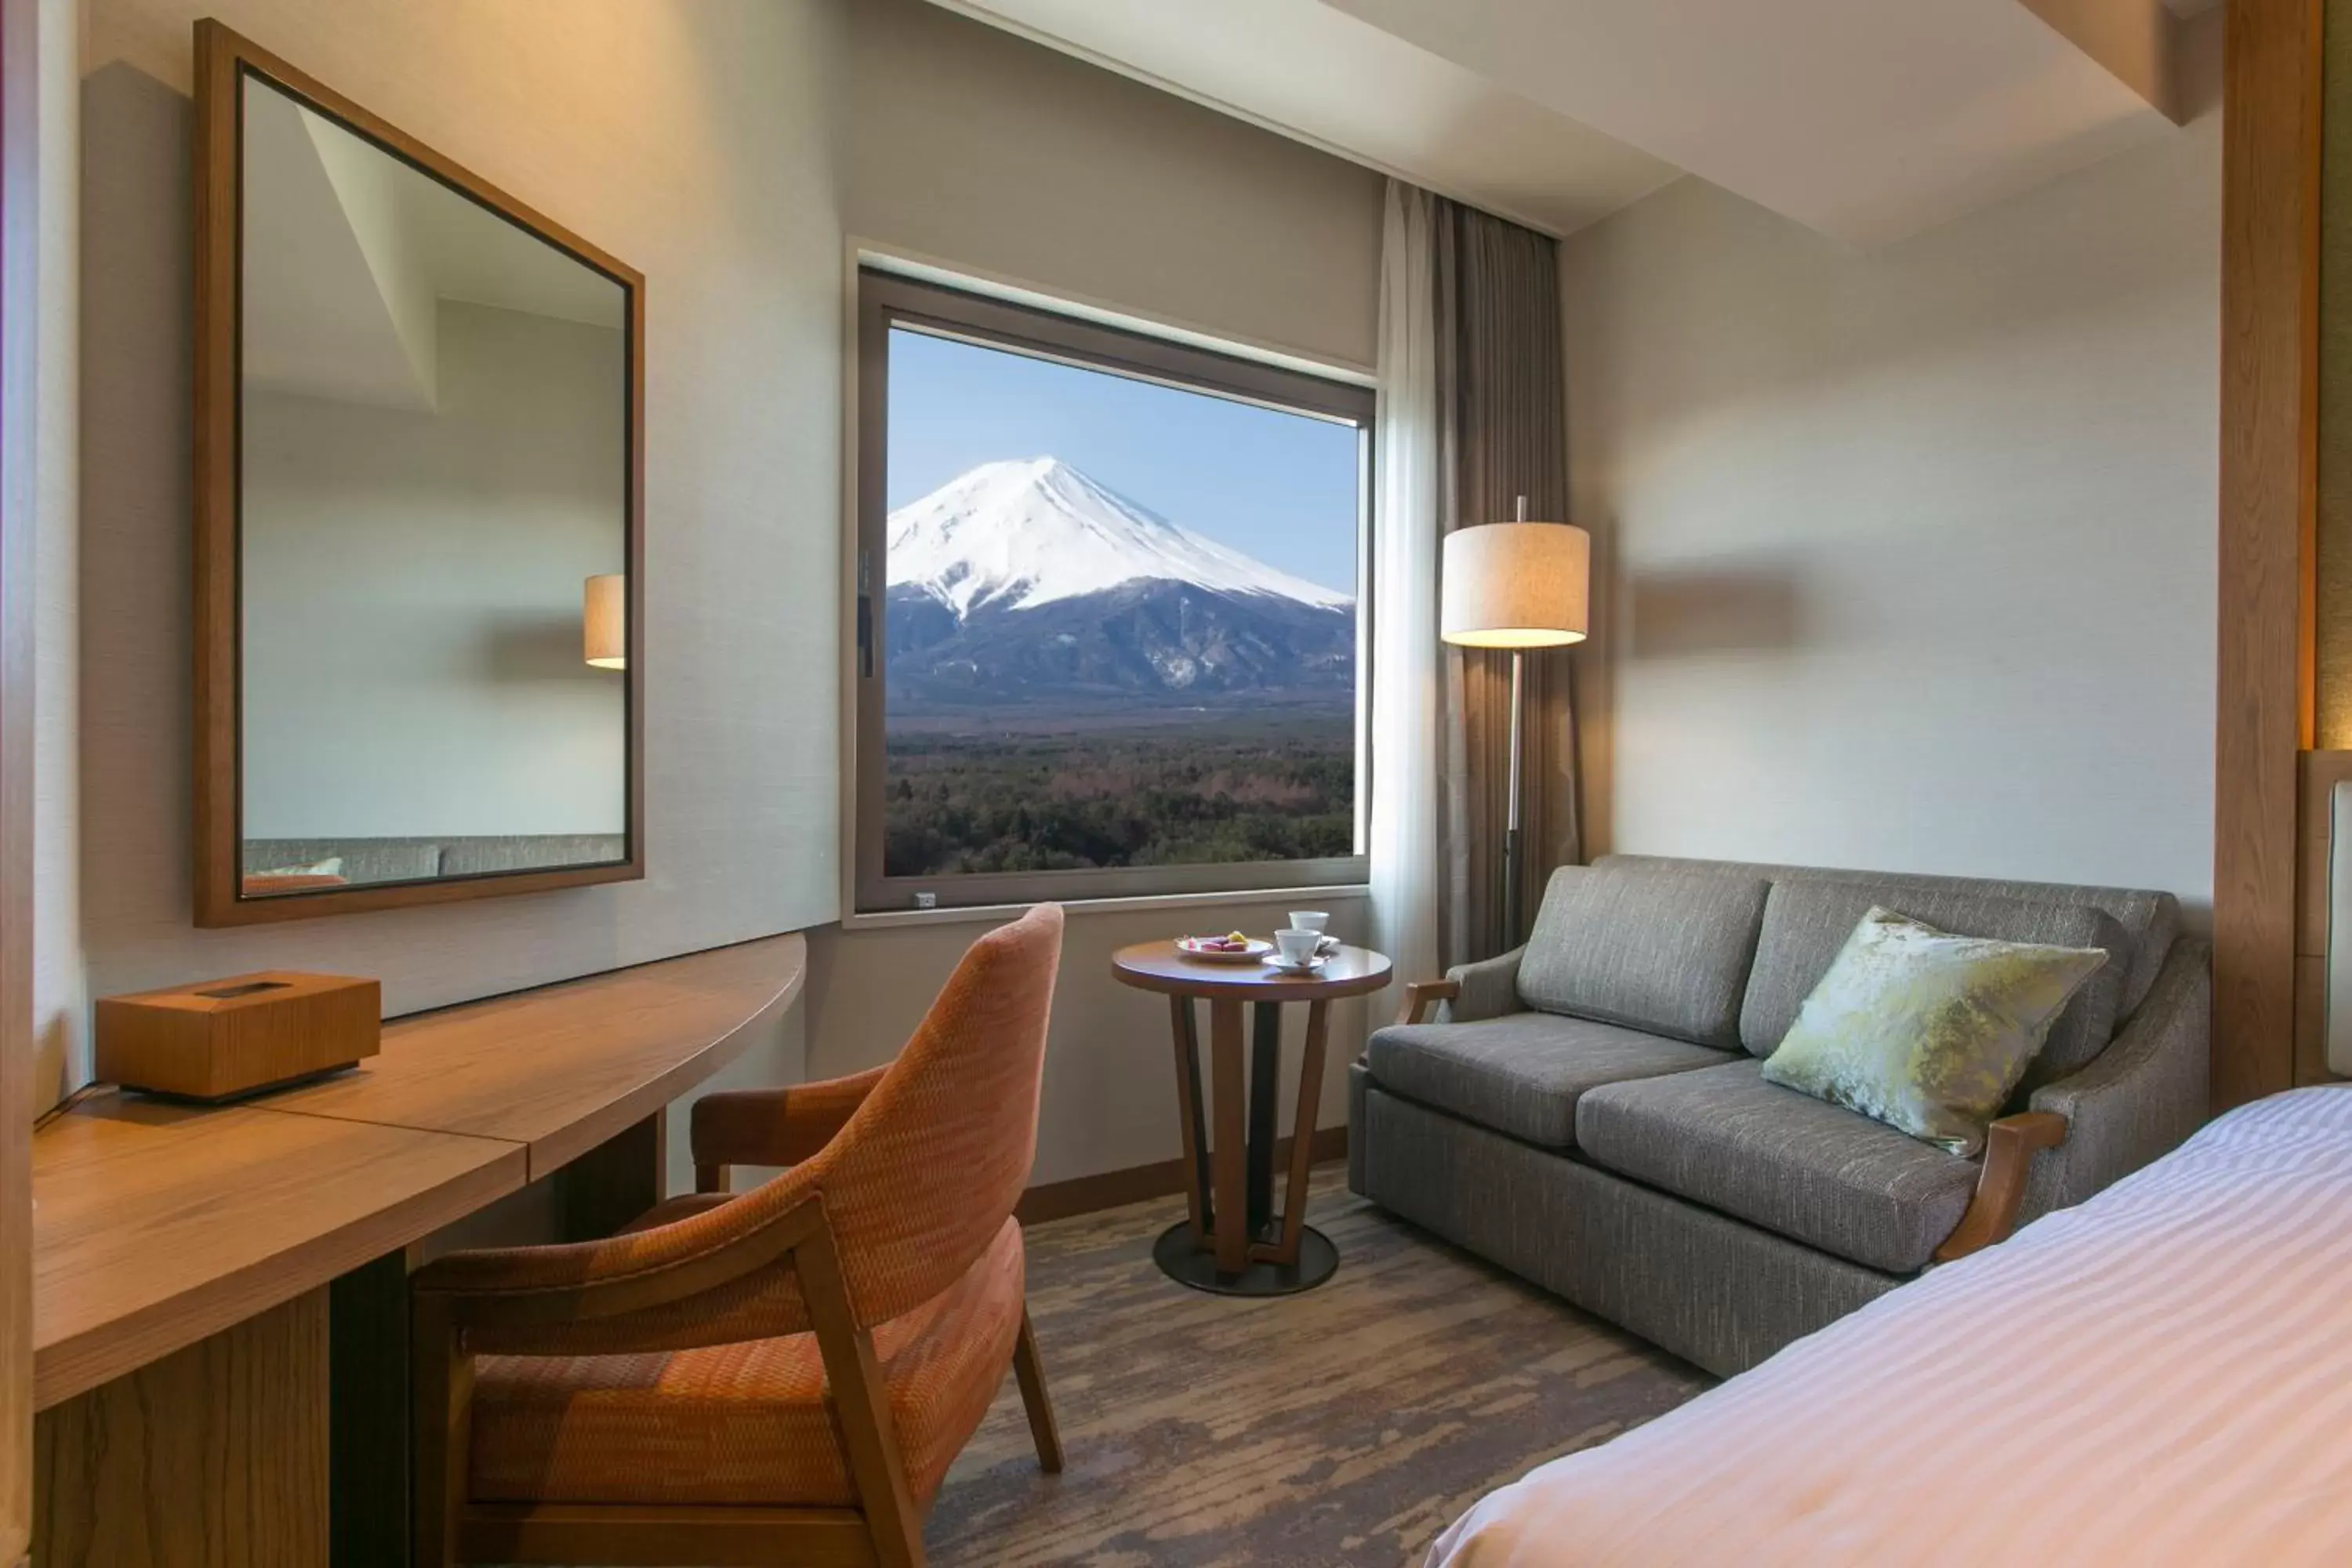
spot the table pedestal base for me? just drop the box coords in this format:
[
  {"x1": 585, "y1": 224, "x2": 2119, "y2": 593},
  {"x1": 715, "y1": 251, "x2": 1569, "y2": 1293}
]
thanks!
[{"x1": 1152, "y1": 1221, "x2": 1338, "y2": 1297}]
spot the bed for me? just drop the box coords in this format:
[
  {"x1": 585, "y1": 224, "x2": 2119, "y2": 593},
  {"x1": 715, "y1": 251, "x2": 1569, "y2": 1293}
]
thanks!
[{"x1": 1427, "y1": 1085, "x2": 2352, "y2": 1566}]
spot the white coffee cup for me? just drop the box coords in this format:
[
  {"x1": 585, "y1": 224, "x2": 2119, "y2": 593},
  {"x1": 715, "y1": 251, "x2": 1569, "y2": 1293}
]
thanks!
[
  {"x1": 1274, "y1": 927, "x2": 1321, "y2": 965},
  {"x1": 1288, "y1": 910, "x2": 1330, "y2": 935}
]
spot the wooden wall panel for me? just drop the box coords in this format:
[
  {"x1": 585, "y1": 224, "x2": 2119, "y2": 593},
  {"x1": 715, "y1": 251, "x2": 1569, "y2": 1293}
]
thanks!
[
  {"x1": 0, "y1": 2, "x2": 31, "y2": 1555},
  {"x1": 2315, "y1": 0, "x2": 2352, "y2": 745},
  {"x1": 31, "y1": 1289, "x2": 328, "y2": 1568},
  {"x1": 2215, "y1": 0, "x2": 2325, "y2": 1109}
]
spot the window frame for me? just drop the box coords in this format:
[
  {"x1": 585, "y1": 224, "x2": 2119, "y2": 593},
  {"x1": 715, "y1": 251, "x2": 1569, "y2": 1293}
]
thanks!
[{"x1": 853, "y1": 268, "x2": 1374, "y2": 914}]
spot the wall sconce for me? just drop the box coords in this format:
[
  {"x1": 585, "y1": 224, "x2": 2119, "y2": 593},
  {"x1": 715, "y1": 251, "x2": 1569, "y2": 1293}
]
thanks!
[{"x1": 583, "y1": 574, "x2": 626, "y2": 670}]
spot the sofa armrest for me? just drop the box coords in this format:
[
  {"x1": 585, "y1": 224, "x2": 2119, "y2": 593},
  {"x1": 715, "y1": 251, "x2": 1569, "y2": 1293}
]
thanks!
[
  {"x1": 1442, "y1": 946, "x2": 1526, "y2": 1024},
  {"x1": 2016, "y1": 935, "x2": 2210, "y2": 1227}
]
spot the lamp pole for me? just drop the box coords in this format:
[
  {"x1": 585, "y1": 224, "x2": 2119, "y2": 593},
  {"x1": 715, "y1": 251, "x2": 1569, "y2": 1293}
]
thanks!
[
  {"x1": 1502, "y1": 496, "x2": 1528, "y2": 949},
  {"x1": 1505, "y1": 643, "x2": 1526, "y2": 949}
]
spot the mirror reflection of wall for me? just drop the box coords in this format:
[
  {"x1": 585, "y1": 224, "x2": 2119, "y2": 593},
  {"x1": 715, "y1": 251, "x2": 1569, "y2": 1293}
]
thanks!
[{"x1": 236, "y1": 75, "x2": 630, "y2": 898}]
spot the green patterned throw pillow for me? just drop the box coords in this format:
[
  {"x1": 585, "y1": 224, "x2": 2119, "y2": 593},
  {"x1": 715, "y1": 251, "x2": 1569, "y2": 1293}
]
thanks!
[{"x1": 1759, "y1": 907, "x2": 2109, "y2": 1156}]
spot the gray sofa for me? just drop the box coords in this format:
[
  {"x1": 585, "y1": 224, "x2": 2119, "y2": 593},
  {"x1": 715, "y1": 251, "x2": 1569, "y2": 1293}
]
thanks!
[{"x1": 1348, "y1": 854, "x2": 2210, "y2": 1377}]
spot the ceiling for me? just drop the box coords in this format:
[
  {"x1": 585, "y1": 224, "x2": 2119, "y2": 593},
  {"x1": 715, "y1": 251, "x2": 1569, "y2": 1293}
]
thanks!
[
  {"x1": 923, "y1": 0, "x2": 1675, "y2": 238},
  {"x1": 931, "y1": 0, "x2": 2207, "y2": 245}
]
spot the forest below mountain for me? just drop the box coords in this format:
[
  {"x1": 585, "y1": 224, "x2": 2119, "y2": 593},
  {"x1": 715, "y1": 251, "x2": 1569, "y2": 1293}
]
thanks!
[{"x1": 882, "y1": 711, "x2": 1355, "y2": 876}]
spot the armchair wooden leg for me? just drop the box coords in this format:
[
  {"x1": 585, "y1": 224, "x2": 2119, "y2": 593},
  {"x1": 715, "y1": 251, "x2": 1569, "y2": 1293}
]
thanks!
[
  {"x1": 797, "y1": 1216, "x2": 925, "y2": 1568},
  {"x1": 1011, "y1": 1308, "x2": 1064, "y2": 1475}
]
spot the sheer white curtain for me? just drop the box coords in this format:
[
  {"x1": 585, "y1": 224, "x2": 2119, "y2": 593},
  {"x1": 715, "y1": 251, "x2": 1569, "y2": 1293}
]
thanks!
[{"x1": 1368, "y1": 182, "x2": 1442, "y2": 1000}]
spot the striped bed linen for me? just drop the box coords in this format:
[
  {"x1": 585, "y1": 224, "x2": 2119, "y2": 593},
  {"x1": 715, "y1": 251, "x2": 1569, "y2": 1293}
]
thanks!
[{"x1": 1426, "y1": 1086, "x2": 2352, "y2": 1567}]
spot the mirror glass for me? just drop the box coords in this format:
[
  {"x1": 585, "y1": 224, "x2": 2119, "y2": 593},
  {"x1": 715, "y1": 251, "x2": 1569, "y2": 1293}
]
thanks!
[{"x1": 236, "y1": 73, "x2": 632, "y2": 899}]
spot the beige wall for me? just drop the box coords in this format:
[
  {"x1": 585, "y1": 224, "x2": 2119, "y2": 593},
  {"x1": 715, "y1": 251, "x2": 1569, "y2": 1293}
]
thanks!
[
  {"x1": 844, "y1": 0, "x2": 1385, "y2": 375},
  {"x1": 73, "y1": 0, "x2": 848, "y2": 1142},
  {"x1": 59, "y1": 0, "x2": 1385, "y2": 1187},
  {"x1": 817, "y1": 0, "x2": 1386, "y2": 1183},
  {"x1": 16, "y1": 0, "x2": 80, "y2": 1118},
  {"x1": 1563, "y1": 18, "x2": 2221, "y2": 916}
]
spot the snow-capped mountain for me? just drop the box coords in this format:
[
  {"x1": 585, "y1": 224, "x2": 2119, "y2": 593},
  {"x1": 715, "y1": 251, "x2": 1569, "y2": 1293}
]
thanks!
[
  {"x1": 883, "y1": 458, "x2": 1356, "y2": 714},
  {"x1": 887, "y1": 457, "x2": 1352, "y2": 616}
]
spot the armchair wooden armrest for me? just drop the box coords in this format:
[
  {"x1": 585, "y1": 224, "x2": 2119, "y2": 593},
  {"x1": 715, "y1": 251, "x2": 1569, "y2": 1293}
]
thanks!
[
  {"x1": 691, "y1": 1065, "x2": 887, "y2": 1192},
  {"x1": 1396, "y1": 979, "x2": 1460, "y2": 1027},
  {"x1": 1932, "y1": 1112, "x2": 2069, "y2": 1264}
]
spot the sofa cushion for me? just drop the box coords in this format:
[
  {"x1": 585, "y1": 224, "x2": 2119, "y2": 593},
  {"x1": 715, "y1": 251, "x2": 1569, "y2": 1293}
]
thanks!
[
  {"x1": 1515, "y1": 864, "x2": 1770, "y2": 1047},
  {"x1": 1759, "y1": 907, "x2": 2113, "y2": 1156},
  {"x1": 1602, "y1": 855, "x2": 2177, "y2": 1018},
  {"x1": 1366, "y1": 1014, "x2": 1734, "y2": 1149},
  {"x1": 1739, "y1": 880, "x2": 2128, "y2": 1091},
  {"x1": 1576, "y1": 1059, "x2": 1980, "y2": 1273}
]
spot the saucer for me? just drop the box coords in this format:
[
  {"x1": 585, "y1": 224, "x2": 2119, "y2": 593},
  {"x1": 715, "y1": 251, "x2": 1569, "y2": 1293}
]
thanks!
[
  {"x1": 1264, "y1": 953, "x2": 1330, "y2": 973},
  {"x1": 1177, "y1": 935, "x2": 1274, "y2": 964}
]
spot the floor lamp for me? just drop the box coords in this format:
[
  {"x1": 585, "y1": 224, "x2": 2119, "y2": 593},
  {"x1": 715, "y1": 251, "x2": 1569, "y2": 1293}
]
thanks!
[{"x1": 1440, "y1": 499, "x2": 1591, "y2": 949}]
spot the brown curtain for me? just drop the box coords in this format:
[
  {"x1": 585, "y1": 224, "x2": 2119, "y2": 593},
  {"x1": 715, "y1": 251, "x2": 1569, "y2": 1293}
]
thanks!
[{"x1": 1432, "y1": 198, "x2": 1579, "y2": 967}]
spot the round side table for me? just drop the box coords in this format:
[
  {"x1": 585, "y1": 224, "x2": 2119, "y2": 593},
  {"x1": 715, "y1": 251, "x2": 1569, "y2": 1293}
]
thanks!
[{"x1": 1109, "y1": 940, "x2": 1392, "y2": 1297}]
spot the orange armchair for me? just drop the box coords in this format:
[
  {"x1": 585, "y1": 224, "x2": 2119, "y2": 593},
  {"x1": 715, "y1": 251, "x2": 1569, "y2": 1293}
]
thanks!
[{"x1": 410, "y1": 904, "x2": 1067, "y2": 1568}]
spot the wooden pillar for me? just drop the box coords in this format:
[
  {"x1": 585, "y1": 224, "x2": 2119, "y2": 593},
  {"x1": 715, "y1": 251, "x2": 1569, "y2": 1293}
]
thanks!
[
  {"x1": 2215, "y1": 0, "x2": 2325, "y2": 1109},
  {"x1": 32, "y1": 1289, "x2": 329, "y2": 1566}
]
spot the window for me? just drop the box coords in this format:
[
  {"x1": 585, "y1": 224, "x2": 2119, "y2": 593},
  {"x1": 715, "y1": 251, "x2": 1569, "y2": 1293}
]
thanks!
[{"x1": 854, "y1": 270, "x2": 1373, "y2": 912}]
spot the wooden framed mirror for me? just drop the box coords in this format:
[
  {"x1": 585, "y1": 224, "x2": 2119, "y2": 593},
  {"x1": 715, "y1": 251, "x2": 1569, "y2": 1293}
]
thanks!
[{"x1": 192, "y1": 20, "x2": 644, "y2": 927}]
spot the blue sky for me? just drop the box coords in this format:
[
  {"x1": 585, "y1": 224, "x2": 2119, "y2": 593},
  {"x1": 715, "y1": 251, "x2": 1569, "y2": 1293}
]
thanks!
[{"x1": 886, "y1": 327, "x2": 1363, "y2": 596}]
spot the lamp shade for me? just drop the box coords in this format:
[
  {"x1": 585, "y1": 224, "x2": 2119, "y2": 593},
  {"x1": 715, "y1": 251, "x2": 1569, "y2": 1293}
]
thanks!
[
  {"x1": 583, "y1": 574, "x2": 626, "y2": 669},
  {"x1": 1441, "y1": 521, "x2": 1590, "y2": 648}
]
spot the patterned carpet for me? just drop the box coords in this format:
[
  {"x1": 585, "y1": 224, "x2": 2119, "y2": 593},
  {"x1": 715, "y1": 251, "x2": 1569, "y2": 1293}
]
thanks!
[{"x1": 927, "y1": 1169, "x2": 1709, "y2": 1566}]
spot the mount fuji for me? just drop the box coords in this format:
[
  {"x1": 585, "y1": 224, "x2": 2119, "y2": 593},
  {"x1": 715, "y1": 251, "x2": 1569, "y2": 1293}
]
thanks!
[{"x1": 884, "y1": 457, "x2": 1356, "y2": 714}]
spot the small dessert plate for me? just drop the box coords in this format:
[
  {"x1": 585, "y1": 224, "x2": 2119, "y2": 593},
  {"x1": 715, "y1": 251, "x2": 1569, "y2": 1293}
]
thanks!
[{"x1": 1176, "y1": 935, "x2": 1273, "y2": 964}]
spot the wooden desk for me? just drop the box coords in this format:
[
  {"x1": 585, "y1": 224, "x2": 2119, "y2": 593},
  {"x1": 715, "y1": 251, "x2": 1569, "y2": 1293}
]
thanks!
[
  {"x1": 268, "y1": 936, "x2": 802, "y2": 1179},
  {"x1": 32, "y1": 1099, "x2": 521, "y2": 1410},
  {"x1": 29, "y1": 933, "x2": 807, "y2": 1568}
]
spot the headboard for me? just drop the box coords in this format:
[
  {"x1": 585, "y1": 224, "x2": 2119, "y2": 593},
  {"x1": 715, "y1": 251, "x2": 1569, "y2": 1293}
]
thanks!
[
  {"x1": 2307, "y1": 754, "x2": 2352, "y2": 1081},
  {"x1": 2329, "y1": 777, "x2": 2352, "y2": 1077}
]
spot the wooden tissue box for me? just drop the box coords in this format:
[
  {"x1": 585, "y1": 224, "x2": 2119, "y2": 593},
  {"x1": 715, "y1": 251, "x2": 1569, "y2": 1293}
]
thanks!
[{"x1": 96, "y1": 971, "x2": 380, "y2": 1101}]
